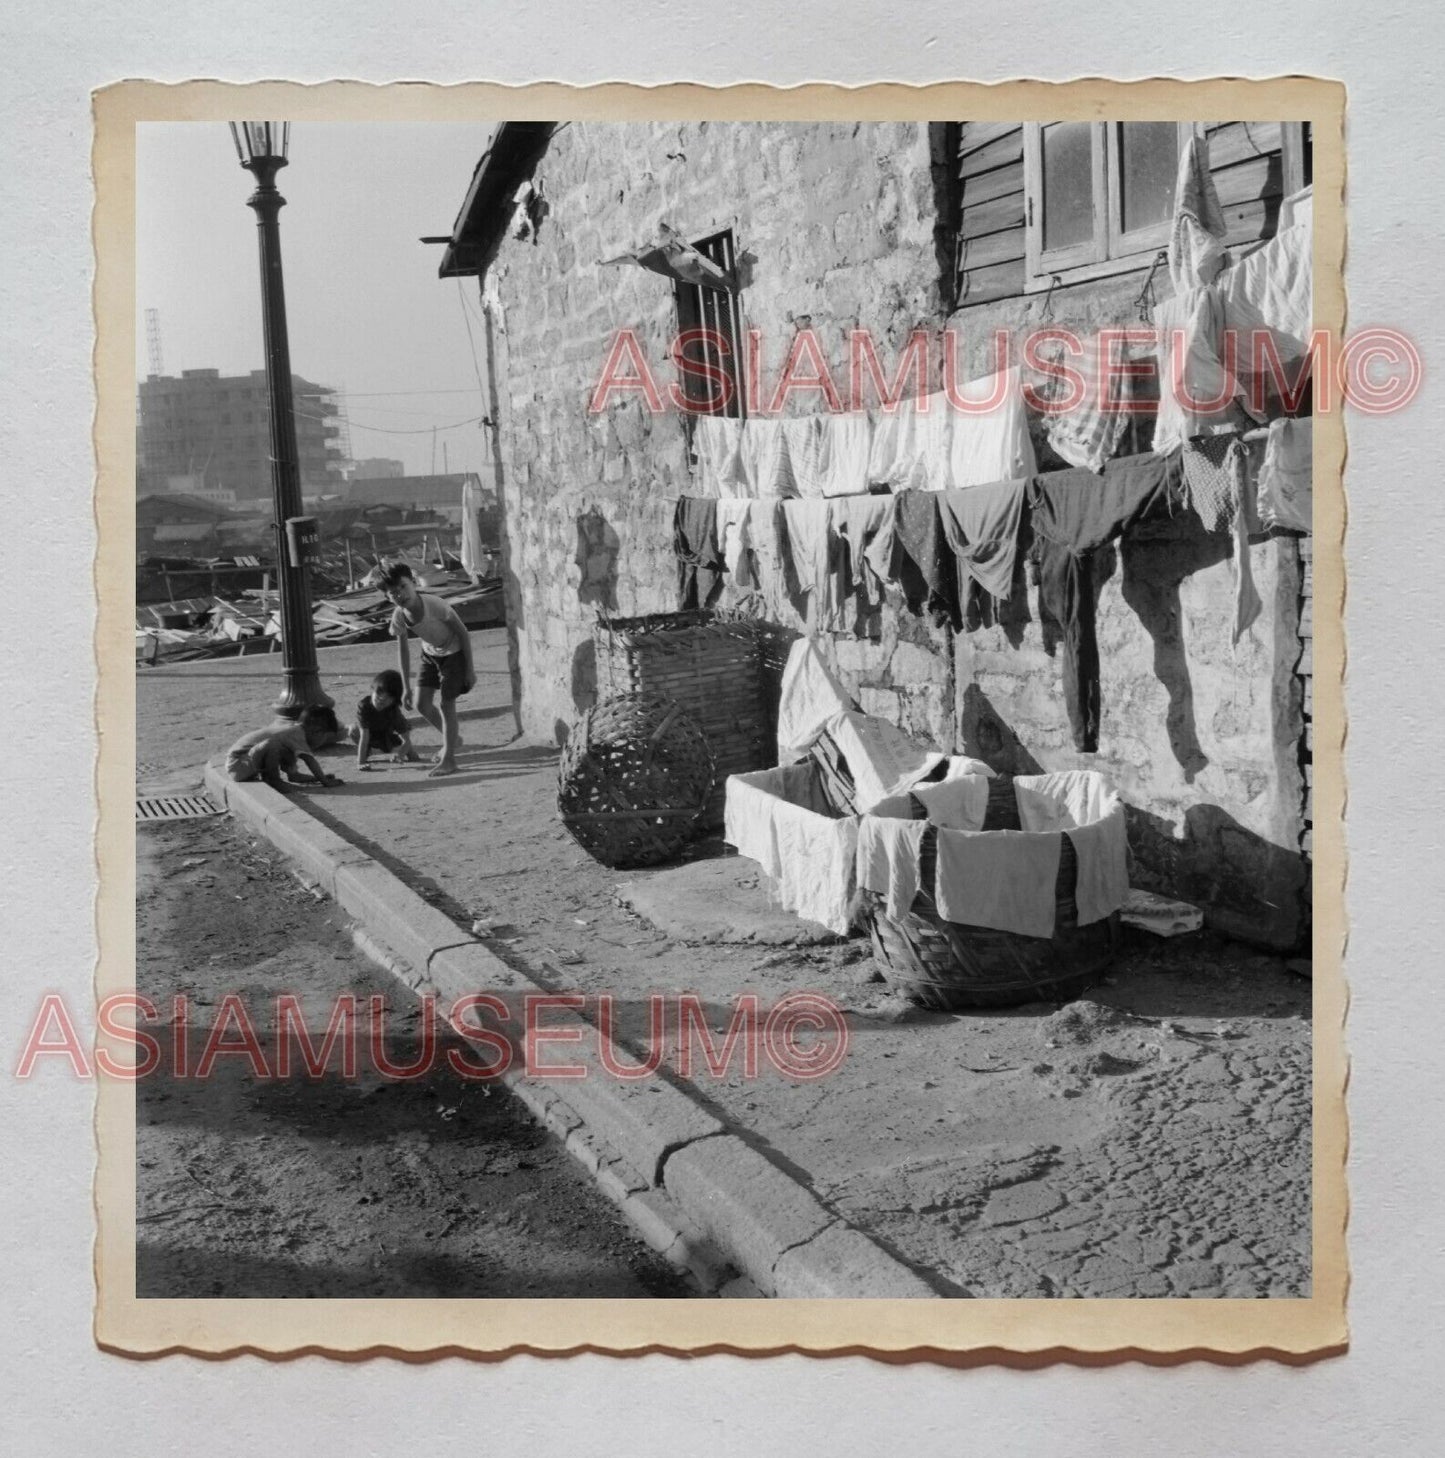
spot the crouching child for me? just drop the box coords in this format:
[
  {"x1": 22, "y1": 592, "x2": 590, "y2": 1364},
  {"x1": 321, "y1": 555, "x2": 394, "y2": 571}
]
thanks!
[
  {"x1": 353, "y1": 668, "x2": 421, "y2": 770},
  {"x1": 225, "y1": 706, "x2": 343, "y2": 793}
]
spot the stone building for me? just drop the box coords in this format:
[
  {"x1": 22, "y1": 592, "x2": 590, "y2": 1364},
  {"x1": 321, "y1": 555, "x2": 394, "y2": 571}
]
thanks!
[{"x1": 438, "y1": 119, "x2": 1313, "y2": 948}]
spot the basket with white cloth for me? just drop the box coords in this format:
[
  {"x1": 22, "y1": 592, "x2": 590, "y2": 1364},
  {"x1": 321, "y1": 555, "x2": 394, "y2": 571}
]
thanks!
[{"x1": 856, "y1": 770, "x2": 1125, "y2": 1009}]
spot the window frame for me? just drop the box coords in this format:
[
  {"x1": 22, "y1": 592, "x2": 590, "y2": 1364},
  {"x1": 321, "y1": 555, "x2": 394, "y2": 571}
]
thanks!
[
  {"x1": 1023, "y1": 121, "x2": 1193, "y2": 291},
  {"x1": 670, "y1": 227, "x2": 748, "y2": 428}
]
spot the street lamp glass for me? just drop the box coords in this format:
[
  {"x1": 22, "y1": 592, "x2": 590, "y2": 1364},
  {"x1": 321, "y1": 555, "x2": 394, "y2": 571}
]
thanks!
[{"x1": 229, "y1": 120, "x2": 290, "y2": 166}]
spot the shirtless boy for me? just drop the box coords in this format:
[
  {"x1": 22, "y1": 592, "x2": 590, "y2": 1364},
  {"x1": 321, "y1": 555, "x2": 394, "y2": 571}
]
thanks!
[{"x1": 380, "y1": 562, "x2": 475, "y2": 778}]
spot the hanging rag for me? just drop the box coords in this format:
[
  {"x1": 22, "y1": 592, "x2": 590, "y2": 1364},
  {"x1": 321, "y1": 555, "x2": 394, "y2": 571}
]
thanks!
[
  {"x1": 745, "y1": 499, "x2": 791, "y2": 619},
  {"x1": 714, "y1": 498, "x2": 755, "y2": 588},
  {"x1": 781, "y1": 499, "x2": 843, "y2": 628},
  {"x1": 829, "y1": 494, "x2": 894, "y2": 608},
  {"x1": 1027, "y1": 454, "x2": 1179, "y2": 752},
  {"x1": 856, "y1": 814, "x2": 928, "y2": 922},
  {"x1": 783, "y1": 412, "x2": 874, "y2": 498},
  {"x1": 910, "y1": 774, "x2": 990, "y2": 831},
  {"x1": 867, "y1": 393, "x2": 951, "y2": 492},
  {"x1": 933, "y1": 826, "x2": 1062, "y2": 939},
  {"x1": 1256, "y1": 417, "x2": 1313, "y2": 533},
  {"x1": 1221, "y1": 222, "x2": 1313, "y2": 418},
  {"x1": 460, "y1": 473, "x2": 486, "y2": 579},
  {"x1": 775, "y1": 636, "x2": 855, "y2": 763},
  {"x1": 673, "y1": 497, "x2": 725, "y2": 610},
  {"x1": 1042, "y1": 331, "x2": 1135, "y2": 475},
  {"x1": 691, "y1": 415, "x2": 750, "y2": 497},
  {"x1": 1168, "y1": 131, "x2": 1228, "y2": 292},
  {"x1": 891, "y1": 489, "x2": 961, "y2": 628},
  {"x1": 738, "y1": 418, "x2": 797, "y2": 497},
  {"x1": 822, "y1": 709, "x2": 946, "y2": 812},
  {"x1": 862, "y1": 494, "x2": 902, "y2": 592},
  {"x1": 1013, "y1": 770, "x2": 1130, "y2": 927},
  {"x1": 946, "y1": 364, "x2": 1038, "y2": 489},
  {"x1": 1152, "y1": 285, "x2": 1238, "y2": 454},
  {"x1": 1181, "y1": 434, "x2": 1264, "y2": 643},
  {"x1": 937, "y1": 478, "x2": 1028, "y2": 605},
  {"x1": 780, "y1": 416, "x2": 825, "y2": 498}
]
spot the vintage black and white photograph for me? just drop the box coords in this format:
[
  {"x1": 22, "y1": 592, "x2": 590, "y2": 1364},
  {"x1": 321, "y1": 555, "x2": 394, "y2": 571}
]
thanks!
[{"x1": 109, "y1": 89, "x2": 1340, "y2": 1341}]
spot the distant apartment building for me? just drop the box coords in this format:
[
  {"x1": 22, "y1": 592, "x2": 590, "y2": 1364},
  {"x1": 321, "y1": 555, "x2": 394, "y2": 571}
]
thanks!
[
  {"x1": 136, "y1": 368, "x2": 347, "y2": 504},
  {"x1": 351, "y1": 457, "x2": 407, "y2": 480}
]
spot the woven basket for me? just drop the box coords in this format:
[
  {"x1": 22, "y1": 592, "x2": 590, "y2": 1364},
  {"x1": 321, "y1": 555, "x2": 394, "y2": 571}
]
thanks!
[
  {"x1": 557, "y1": 694, "x2": 716, "y2": 868},
  {"x1": 859, "y1": 774, "x2": 1117, "y2": 1010},
  {"x1": 594, "y1": 611, "x2": 773, "y2": 828}
]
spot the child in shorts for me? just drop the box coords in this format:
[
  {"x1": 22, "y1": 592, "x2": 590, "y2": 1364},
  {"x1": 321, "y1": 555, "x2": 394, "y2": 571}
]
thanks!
[
  {"x1": 225, "y1": 706, "x2": 342, "y2": 793},
  {"x1": 380, "y1": 562, "x2": 475, "y2": 778},
  {"x1": 353, "y1": 668, "x2": 421, "y2": 771}
]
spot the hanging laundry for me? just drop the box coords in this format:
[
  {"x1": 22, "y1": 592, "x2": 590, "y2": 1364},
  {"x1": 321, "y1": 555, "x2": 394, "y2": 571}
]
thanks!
[
  {"x1": 822, "y1": 709, "x2": 947, "y2": 811},
  {"x1": 829, "y1": 494, "x2": 894, "y2": 609},
  {"x1": 1167, "y1": 131, "x2": 1228, "y2": 292},
  {"x1": 1220, "y1": 222, "x2": 1313, "y2": 418},
  {"x1": 746, "y1": 499, "x2": 792, "y2": 620},
  {"x1": 781, "y1": 412, "x2": 875, "y2": 498},
  {"x1": 714, "y1": 498, "x2": 755, "y2": 588},
  {"x1": 867, "y1": 393, "x2": 951, "y2": 492},
  {"x1": 738, "y1": 418, "x2": 797, "y2": 497},
  {"x1": 1042, "y1": 331, "x2": 1135, "y2": 475},
  {"x1": 775, "y1": 635, "x2": 855, "y2": 764},
  {"x1": 1181, "y1": 434, "x2": 1264, "y2": 644},
  {"x1": 1257, "y1": 417, "x2": 1313, "y2": 533},
  {"x1": 911, "y1": 773, "x2": 990, "y2": 831},
  {"x1": 891, "y1": 489, "x2": 961, "y2": 629},
  {"x1": 781, "y1": 498, "x2": 842, "y2": 629},
  {"x1": 691, "y1": 415, "x2": 750, "y2": 497},
  {"x1": 933, "y1": 826, "x2": 1062, "y2": 939},
  {"x1": 946, "y1": 364, "x2": 1038, "y2": 489},
  {"x1": 1152, "y1": 285, "x2": 1239, "y2": 455},
  {"x1": 856, "y1": 814, "x2": 928, "y2": 922},
  {"x1": 1014, "y1": 770, "x2": 1129, "y2": 927},
  {"x1": 673, "y1": 497, "x2": 725, "y2": 610},
  {"x1": 1027, "y1": 454, "x2": 1179, "y2": 752},
  {"x1": 936, "y1": 477, "x2": 1028, "y2": 605}
]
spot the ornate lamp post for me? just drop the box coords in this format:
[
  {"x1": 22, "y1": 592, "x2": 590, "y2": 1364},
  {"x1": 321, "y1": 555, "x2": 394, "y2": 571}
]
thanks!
[{"x1": 230, "y1": 120, "x2": 332, "y2": 714}]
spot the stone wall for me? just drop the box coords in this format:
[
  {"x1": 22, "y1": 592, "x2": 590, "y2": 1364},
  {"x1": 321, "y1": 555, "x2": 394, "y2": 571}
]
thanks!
[
  {"x1": 479, "y1": 122, "x2": 1308, "y2": 947},
  {"x1": 483, "y1": 120, "x2": 950, "y2": 742}
]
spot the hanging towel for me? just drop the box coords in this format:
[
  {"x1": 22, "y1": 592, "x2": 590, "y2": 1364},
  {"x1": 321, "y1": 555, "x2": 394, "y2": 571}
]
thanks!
[
  {"x1": 946, "y1": 365, "x2": 1037, "y2": 489},
  {"x1": 911, "y1": 774, "x2": 990, "y2": 831},
  {"x1": 830, "y1": 494, "x2": 894, "y2": 607},
  {"x1": 892, "y1": 489, "x2": 961, "y2": 628},
  {"x1": 1027, "y1": 455, "x2": 1179, "y2": 752},
  {"x1": 1257, "y1": 417, "x2": 1313, "y2": 533},
  {"x1": 868, "y1": 393, "x2": 950, "y2": 492},
  {"x1": 1014, "y1": 771, "x2": 1128, "y2": 926},
  {"x1": 673, "y1": 497, "x2": 725, "y2": 610},
  {"x1": 1042, "y1": 331, "x2": 1135, "y2": 475},
  {"x1": 934, "y1": 826, "x2": 1062, "y2": 939},
  {"x1": 1168, "y1": 131, "x2": 1228, "y2": 291},
  {"x1": 937, "y1": 478, "x2": 1028, "y2": 604},
  {"x1": 692, "y1": 415, "x2": 750, "y2": 498},
  {"x1": 1153, "y1": 285, "x2": 1238, "y2": 455},
  {"x1": 780, "y1": 416, "x2": 825, "y2": 498},
  {"x1": 823, "y1": 709, "x2": 946, "y2": 812},
  {"x1": 715, "y1": 498, "x2": 755, "y2": 588},
  {"x1": 775, "y1": 636, "x2": 855, "y2": 763},
  {"x1": 738, "y1": 418, "x2": 797, "y2": 497},
  {"x1": 784, "y1": 413, "x2": 874, "y2": 498},
  {"x1": 856, "y1": 815, "x2": 928, "y2": 922},
  {"x1": 1221, "y1": 222, "x2": 1313, "y2": 417}
]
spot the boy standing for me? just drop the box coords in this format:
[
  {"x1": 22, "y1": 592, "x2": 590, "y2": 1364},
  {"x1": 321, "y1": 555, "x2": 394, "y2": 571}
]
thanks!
[{"x1": 380, "y1": 562, "x2": 475, "y2": 778}]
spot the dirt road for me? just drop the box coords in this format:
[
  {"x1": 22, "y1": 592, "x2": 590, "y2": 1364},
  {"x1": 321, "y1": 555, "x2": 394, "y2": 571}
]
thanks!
[{"x1": 136, "y1": 814, "x2": 692, "y2": 1298}]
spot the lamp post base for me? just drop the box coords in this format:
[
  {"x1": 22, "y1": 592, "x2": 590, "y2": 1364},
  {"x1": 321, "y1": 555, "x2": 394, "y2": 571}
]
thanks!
[{"x1": 273, "y1": 667, "x2": 336, "y2": 718}]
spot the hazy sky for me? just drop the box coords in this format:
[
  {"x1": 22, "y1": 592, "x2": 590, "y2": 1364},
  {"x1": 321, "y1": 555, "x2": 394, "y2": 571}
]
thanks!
[{"x1": 136, "y1": 122, "x2": 497, "y2": 478}]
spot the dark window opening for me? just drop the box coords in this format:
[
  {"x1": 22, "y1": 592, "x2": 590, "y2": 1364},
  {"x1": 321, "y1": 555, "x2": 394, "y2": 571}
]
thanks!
[{"x1": 671, "y1": 229, "x2": 746, "y2": 429}]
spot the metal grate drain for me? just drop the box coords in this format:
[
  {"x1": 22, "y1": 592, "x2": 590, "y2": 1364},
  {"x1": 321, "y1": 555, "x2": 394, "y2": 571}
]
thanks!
[{"x1": 136, "y1": 794, "x2": 223, "y2": 823}]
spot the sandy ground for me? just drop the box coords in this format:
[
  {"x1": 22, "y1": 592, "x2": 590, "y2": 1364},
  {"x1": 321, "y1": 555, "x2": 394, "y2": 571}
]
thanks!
[
  {"x1": 136, "y1": 632, "x2": 1312, "y2": 1297},
  {"x1": 135, "y1": 813, "x2": 691, "y2": 1298}
]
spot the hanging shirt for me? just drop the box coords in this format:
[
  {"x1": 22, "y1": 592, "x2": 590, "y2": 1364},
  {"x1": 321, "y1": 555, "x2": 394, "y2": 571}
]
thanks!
[
  {"x1": 1027, "y1": 454, "x2": 1179, "y2": 752},
  {"x1": 1152, "y1": 285, "x2": 1238, "y2": 455},
  {"x1": 1182, "y1": 434, "x2": 1264, "y2": 644},
  {"x1": 946, "y1": 364, "x2": 1037, "y2": 489},
  {"x1": 829, "y1": 494, "x2": 894, "y2": 607},
  {"x1": 936, "y1": 478, "x2": 1028, "y2": 605},
  {"x1": 891, "y1": 489, "x2": 960, "y2": 629},
  {"x1": 673, "y1": 497, "x2": 725, "y2": 610},
  {"x1": 781, "y1": 499, "x2": 838, "y2": 628}
]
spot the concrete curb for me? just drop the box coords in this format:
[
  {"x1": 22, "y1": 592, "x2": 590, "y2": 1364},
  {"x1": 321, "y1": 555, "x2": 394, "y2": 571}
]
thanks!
[{"x1": 205, "y1": 761, "x2": 940, "y2": 1300}]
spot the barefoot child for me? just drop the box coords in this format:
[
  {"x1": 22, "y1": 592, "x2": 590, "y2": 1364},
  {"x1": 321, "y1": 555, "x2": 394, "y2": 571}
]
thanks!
[
  {"x1": 226, "y1": 706, "x2": 343, "y2": 793},
  {"x1": 353, "y1": 668, "x2": 421, "y2": 771},
  {"x1": 380, "y1": 562, "x2": 475, "y2": 778}
]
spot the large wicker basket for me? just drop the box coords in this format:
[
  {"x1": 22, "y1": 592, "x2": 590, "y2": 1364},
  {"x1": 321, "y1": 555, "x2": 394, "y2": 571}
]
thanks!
[
  {"x1": 857, "y1": 774, "x2": 1117, "y2": 1010},
  {"x1": 557, "y1": 694, "x2": 715, "y2": 868},
  {"x1": 594, "y1": 610, "x2": 776, "y2": 828}
]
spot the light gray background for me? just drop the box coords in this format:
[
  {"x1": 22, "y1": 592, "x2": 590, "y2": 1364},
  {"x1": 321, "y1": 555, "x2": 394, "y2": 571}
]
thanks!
[{"x1": 3, "y1": 3, "x2": 1440, "y2": 1451}]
